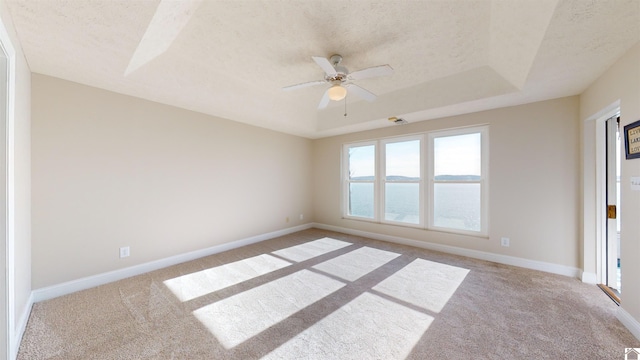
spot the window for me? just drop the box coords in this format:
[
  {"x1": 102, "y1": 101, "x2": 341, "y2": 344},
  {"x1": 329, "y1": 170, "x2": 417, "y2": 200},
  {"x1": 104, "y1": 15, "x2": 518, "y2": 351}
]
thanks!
[
  {"x1": 344, "y1": 142, "x2": 376, "y2": 219},
  {"x1": 382, "y1": 137, "x2": 422, "y2": 225},
  {"x1": 429, "y1": 127, "x2": 488, "y2": 235},
  {"x1": 342, "y1": 126, "x2": 488, "y2": 236}
]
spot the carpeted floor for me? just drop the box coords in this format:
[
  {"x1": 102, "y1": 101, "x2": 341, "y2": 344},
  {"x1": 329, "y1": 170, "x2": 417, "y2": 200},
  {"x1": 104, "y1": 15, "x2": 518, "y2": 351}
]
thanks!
[{"x1": 18, "y1": 229, "x2": 640, "y2": 359}]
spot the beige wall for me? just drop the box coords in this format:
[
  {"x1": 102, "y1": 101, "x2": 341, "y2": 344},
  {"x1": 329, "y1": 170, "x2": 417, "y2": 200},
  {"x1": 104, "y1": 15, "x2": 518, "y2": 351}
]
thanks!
[
  {"x1": 31, "y1": 74, "x2": 313, "y2": 288},
  {"x1": 313, "y1": 96, "x2": 580, "y2": 268},
  {"x1": 0, "y1": 1, "x2": 32, "y2": 358},
  {"x1": 581, "y1": 42, "x2": 640, "y2": 325}
]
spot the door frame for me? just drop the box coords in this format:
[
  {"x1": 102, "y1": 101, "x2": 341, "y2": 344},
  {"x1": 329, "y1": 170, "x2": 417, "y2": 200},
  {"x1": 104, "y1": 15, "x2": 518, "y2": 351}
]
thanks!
[
  {"x1": 604, "y1": 114, "x2": 620, "y2": 290},
  {"x1": 0, "y1": 15, "x2": 16, "y2": 360},
  {"x1": 582, "y1": 102, "x2": 620, "y2": 286}
]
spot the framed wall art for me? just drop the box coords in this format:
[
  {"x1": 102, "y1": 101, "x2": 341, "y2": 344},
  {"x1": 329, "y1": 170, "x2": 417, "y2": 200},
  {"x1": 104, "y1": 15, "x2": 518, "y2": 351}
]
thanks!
[{"x1": 624, "y1": 119, "x2": 640, "y2": 160}]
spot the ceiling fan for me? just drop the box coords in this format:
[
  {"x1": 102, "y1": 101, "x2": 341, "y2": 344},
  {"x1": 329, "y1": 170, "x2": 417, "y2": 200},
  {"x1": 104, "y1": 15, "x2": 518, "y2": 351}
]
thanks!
[{"x1": 283, "y1": 54, "x2": 394, "y2": 109}]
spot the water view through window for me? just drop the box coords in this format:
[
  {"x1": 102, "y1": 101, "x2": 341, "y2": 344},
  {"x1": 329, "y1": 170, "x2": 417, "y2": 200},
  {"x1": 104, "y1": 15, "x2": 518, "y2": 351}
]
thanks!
[
  {"x1": 344, "y1": 126, "x2": 486, "y2": 234},
  {"x1": 349, "y1": 183, "x2": 374, "y2": 218},
  {"x1": 433, "y1": 183, "x2": 481, "y2": 231},
  {"x1": 348, "y1": 144, "x2": 375, "y2": 218},
  {"x1": 384, "y1": 139, "x2": 420, "y2": 224}
]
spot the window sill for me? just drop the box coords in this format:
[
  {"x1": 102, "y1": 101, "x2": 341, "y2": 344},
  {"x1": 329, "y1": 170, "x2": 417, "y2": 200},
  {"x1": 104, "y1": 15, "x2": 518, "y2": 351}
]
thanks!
[{"x1": 342, "y1": 216, "x2": 489, "y2": 239}]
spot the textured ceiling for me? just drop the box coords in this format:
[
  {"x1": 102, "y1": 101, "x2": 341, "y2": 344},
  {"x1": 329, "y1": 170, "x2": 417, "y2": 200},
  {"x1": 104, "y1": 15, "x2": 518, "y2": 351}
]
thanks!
[{"x1": 6, "y1": 0, "x2": 640, "y2": 138}]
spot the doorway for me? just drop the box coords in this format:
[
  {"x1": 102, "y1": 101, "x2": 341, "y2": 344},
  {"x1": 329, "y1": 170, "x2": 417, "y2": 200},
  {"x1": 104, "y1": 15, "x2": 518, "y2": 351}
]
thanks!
[{"x1": 598, "y1": 114, "x2": 621, "y2": 304}]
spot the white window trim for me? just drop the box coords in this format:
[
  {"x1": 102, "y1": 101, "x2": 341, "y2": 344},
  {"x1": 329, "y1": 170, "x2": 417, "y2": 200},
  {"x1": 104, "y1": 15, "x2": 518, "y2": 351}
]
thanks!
[
  {"x1": 427, "y1": 125, "x2": 489, "y2": 237},
  {"x1": 342, "y1": 141, "x2": 378, "y2": 222},
  {"x1": 341, "y1": 125, "x2": 489, "y2": 237},
  {"x1": 380, "y1": 135, "x2": 424, "y2": 228}
]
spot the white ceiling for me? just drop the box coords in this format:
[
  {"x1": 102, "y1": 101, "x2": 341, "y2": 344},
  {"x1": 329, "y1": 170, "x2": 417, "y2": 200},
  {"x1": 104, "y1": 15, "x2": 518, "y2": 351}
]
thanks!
[{"x1": 6, "y1": 0, "x2": 640, "y2": 138}]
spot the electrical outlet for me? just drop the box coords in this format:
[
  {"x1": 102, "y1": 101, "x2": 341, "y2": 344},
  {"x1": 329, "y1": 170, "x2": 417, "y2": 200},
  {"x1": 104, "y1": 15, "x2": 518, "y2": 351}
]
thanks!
[
  {"x1": 501, "y1": 237, "x2": 510, "y2": 247},
  {"x1": 286, "y1": 217, "x2": 290, "y2": 223},
  {"x1": 299, "y1": 214, "x2": 304, "y2": 220},
  {"x1": 120, "y1": 246, "x2": 130, "y2": 258}
]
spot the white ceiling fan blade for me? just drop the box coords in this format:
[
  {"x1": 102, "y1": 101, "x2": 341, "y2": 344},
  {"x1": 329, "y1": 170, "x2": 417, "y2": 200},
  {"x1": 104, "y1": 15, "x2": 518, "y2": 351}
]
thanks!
[
  {"x1": 282, "y1": 80, "x2": 326, "y2": 91},
  {"x1": 348, "y1": 64, "x2": 394, "y2": 80},
  {"x1": 345, "y1": 84, "x2": 377, "y2": 102},
  {"x1": 312, "y1": 56, "x2": 337, "y2": 76},
  {"x1": 318, "y1": 89, "x2": 331, "y2": 109}
]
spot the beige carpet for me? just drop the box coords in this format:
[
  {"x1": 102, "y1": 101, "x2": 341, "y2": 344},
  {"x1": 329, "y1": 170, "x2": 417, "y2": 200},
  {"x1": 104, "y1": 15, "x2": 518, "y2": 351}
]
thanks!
[{"x1": 18, "y1": 229, "x2": 640, "y2": 359}]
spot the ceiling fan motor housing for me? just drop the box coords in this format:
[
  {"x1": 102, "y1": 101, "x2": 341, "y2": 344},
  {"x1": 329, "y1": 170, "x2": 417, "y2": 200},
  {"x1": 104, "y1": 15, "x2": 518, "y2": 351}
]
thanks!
[
  {"x1": 327, "y1": 54, "x2": 348, "y2": 82},
  {"x1": 326, "y1": 71, "x2": 348, "y2": 82}
]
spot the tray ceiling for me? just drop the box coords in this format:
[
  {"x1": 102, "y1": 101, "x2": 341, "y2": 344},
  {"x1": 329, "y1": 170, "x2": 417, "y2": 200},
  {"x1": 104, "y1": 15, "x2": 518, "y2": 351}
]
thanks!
[{"x1": 6, "y1": 0, "x2": 639, "y2": 138}]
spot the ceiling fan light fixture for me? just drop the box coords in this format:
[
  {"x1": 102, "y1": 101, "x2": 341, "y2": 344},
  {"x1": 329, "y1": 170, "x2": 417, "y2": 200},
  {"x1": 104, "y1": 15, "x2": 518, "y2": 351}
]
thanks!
[{"x1": 328, "y1": 84, "x2": 347, "y2": 101}]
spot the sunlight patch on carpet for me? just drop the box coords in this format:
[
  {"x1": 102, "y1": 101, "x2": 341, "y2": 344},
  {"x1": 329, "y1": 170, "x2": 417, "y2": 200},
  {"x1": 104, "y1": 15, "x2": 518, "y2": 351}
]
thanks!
[
  {"x1": 373, "y1": 258, "x2": 469, "y2": 313},
  {"x1": 263, "y1": 292, "x2": 433, "y2": 359},
  {"x1": 312, "y1": 246, "x2": 400, "y2": 281},
  {"x1": 163, "y1": 254, "x2": 291, "y2": 302},
  {"x1": 271, "y1": 237, "x2": 351, "y2": 262},
  {"x1": 193, "y1": 269, "x2": 345, "y2": 349}
]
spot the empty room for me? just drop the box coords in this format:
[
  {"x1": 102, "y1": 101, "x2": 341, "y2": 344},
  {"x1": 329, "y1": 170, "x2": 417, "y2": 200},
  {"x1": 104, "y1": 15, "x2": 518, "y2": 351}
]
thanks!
[{"x1": 0, "y1": 0, "x2": 639, "y2": 359}]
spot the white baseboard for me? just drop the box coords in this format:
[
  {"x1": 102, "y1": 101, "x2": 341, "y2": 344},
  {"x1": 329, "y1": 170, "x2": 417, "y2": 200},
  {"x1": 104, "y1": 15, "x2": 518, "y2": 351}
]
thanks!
[
  {"x1": 29, "y1": 222, "x2": 583, "y2": 302},
  {"x1": 12, "y1": 292, "x2": 34, "y2": 359},
  {"x1": 312, "y1": 223, "x2": 581, "y2": 278},
  {"x1": 22, "y1": 222, "x2": 640, "y2": 347},
  {"x1": 581, "y1": 271, "x2": 598, "y2": 284},
  {"x1": 617, "y1": 307, "x2": 640, "y2": 341},
  {"x1": 32, "y1": 223, "x2": 313, "y2": 303}
]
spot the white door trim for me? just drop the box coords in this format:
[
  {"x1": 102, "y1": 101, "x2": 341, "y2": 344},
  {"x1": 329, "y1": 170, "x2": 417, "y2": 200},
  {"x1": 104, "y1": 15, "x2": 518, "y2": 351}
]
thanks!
[
  {"x1": 605, "y1": 116, "x2": 619, "y2": 289},
  {"x1": 583, "y1": 102, "x2": 620, "y2": 286},
  {"x1": 0, "y1": 15, "x2": 16, "y2": 360}
]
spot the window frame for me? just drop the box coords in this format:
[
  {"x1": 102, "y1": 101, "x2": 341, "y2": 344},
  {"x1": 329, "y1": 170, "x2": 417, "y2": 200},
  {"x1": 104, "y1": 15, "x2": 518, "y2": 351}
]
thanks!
[
  {"x1": 342, "y1": 141, "x2": 378, "y2": 222},
  {"x1": 380, "y1": 135, "x2": 425, "y2": 228},
  {"x1": 427, "y1": 125, "x2": 489, "y2": 237},
  {"x1": 341, "y1": 125, "x2": 489, "y2": 237}
]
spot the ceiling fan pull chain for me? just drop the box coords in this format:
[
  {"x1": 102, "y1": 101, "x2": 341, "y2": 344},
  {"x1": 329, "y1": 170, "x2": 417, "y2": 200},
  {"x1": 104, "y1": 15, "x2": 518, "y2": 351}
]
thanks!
[{"x1": 344, "y1": 95, "x2": 348, "y2": 117}]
